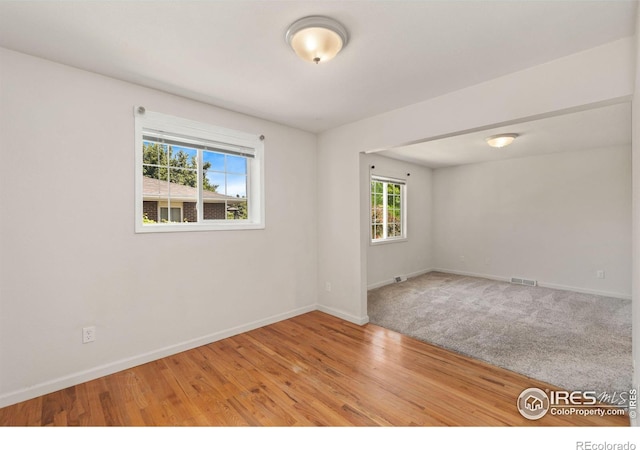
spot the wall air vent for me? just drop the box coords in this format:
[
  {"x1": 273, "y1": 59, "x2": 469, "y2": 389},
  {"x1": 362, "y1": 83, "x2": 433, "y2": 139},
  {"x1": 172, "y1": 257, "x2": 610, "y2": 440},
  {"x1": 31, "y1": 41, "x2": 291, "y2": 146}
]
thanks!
[{"x1": 510, "y1": 277, "x2": 537, "y2": 287}]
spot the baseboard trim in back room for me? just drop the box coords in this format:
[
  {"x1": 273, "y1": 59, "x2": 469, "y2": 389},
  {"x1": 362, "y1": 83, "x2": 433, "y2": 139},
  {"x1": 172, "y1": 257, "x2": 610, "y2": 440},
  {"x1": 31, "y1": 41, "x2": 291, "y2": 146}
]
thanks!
[
  {"x1": 367, "y1": 268, "x2": 434, "y2": 290},
  {"x1": 433, "y1": 268, "x2": 631, "y2": 300}
]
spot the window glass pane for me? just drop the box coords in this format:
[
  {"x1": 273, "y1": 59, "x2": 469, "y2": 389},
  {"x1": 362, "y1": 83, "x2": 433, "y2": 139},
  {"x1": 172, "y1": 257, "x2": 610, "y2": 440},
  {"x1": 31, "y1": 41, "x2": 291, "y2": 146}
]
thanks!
[
  {"x1": 374, "y1": 209, "x2": 383, "y2": 224},
  {"x1": 387, "y1": 224, "x2": 395, "y2": 237},
  {"x1": 169, "y1": 168, "x2": 198, "y2": 198},
  {"x1": 372, "y1": 189, "x2": 383, "y2": 227},
  {"x1": 373, "y1": 225, "x2": 383, "y2": 240},
  {"x1": 202, "y1": 202, "x2": 227, "y2": 221},
  {"x1": 387, "y1": 194, "x2": 394, "y2": 207},
  {"x1": 142, "y1": 141, "x2": 155, "y2": 165},
  {"x1": 226, "y1": 155, "x2": 247, "y2": 175},
  {"x1": 160, "y1": 207, "x2": 182, "y2": 223},
  {"x1": 142, "y1": 169, "x2": 167, "y2": 224},
  {"x1": 226, "y1": 174, "x2": 247, "y2": 198},
  {"x1": 168, "y1": 146, "x2": 198, "y2": 173},
  {"x1": 201, "y1": 172, "x2": 217, "y2": 193},
  {"x1": 227, "y1": 200, "x2": 248, "y2": 220},
  {"x1": 142, "y1": 169, "x2": 166, "y2": 193},
  {"x1": 206, "y1": 171, "x2": 226, "y2": 194},
  {"x1": 371, "y1": 198, "x2": 379, "y2": 222},
  {"x1": 143, "y1": 142, "x2": 169, "y2": 178},
  {"x1": 392, "y1": 225, "x2": 403, "y2": 237},
  {"x1": 203, "y1": 151, "x2": 225, "y2": 172},
  {"x1": 373, "y1": 181, "x2": 383, "y2": 194}
]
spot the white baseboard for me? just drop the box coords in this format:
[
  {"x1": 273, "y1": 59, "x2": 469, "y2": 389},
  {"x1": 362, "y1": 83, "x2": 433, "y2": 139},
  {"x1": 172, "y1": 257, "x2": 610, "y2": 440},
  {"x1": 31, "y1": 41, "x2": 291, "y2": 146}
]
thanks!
[
  {"x1": 433, "y1": 268, "x2": 631, "y2": 300},
  {"x1": 432, "y1": 268, "x2": 510, "y2": 283},
  {"x1": 0, "y1": 304, "x2": 317, "y2": 409},
  {"x1": 316, "y1": 304, "x2": 369, "y2": 325},
  {"x1": 367, "y1": 268, "x2": 434, "y2": 290},
  {"x1": 537, "y1": 282, "x2": 631, "y2": 300}
]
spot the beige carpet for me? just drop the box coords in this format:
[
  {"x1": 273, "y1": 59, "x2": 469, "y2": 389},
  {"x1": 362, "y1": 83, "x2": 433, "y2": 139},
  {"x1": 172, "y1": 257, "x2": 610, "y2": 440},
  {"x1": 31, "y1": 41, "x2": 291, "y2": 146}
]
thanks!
[{"x1": 367, "y1": 271, "x2": 632, "y2": 395}]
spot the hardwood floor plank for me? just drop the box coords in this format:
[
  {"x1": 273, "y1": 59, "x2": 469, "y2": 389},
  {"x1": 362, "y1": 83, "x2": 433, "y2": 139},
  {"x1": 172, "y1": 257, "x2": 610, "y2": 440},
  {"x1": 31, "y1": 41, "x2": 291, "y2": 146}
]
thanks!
[
  {"x1": 269, "y1": 316, "x2": 498, "y2": 425},
  {"x1": 245, "y1": 325, "x2": 433, "y2": 425},
  {"x1": 0, "y1": 311, "x2": 629, "y2": 426},
  {"x1": 0, "y1": 397, "x2": 40, "y2": 426}
]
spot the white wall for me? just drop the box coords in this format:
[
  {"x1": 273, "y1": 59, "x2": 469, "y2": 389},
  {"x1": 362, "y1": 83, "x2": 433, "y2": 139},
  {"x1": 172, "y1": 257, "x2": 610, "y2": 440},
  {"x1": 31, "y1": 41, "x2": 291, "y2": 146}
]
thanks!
[
  {"x1": 317, "y1": 37, "x2": 635, "y2": 324},
  {"x1": 432, "y1": 146, "x2": 631, "y2": 298},
  {"x1": 0, "y1": 48, "x2": 318, "y2": 407},
  {"x1": 362, "y1": 153, "x2": 433, "y2": 289}
]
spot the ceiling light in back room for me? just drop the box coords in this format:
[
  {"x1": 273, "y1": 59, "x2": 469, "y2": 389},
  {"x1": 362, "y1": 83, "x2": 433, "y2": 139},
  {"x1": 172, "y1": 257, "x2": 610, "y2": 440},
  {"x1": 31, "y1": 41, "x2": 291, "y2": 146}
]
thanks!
[
  {"x1": 286, "y1": 16, "x2": 348, "y2": 64},
  {"x1": 486, "y1": 133, "x2": 519, "y2": 148}
]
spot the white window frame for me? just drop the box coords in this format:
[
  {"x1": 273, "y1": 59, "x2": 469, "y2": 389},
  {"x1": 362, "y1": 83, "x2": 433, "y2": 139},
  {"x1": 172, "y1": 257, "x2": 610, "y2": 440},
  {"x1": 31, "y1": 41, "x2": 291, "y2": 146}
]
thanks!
[
  {"x1": 370, "y1": 175, "x2": 407, "y2": 245},
  {"x1": 135, "y1": 107, "x2": 265, "y2": 233}
]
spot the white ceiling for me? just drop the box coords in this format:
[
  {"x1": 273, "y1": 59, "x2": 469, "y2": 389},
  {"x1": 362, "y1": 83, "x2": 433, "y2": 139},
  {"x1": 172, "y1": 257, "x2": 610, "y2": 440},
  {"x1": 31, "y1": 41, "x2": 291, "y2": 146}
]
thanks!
[
  {"x1": 0, "y1": 1, "x2": 636, "y2": 133},
  {"x1": 379, "y1": 101, "x2": 632, "y2": 168}
]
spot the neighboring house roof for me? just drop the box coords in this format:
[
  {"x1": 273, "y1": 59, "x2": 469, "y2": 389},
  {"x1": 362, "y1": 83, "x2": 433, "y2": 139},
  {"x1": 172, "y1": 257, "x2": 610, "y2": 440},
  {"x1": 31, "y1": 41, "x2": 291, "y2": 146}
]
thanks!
[{"x1": 143, "y1": 176, "x2": 243, "y2": 203}]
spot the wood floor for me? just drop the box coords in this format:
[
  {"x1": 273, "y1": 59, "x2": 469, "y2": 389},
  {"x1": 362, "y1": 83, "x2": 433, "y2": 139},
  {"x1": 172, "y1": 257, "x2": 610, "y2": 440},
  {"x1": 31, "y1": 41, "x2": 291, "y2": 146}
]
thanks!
[{"x1": 0, "y1": 311, "x2": 629, "y2": 426}]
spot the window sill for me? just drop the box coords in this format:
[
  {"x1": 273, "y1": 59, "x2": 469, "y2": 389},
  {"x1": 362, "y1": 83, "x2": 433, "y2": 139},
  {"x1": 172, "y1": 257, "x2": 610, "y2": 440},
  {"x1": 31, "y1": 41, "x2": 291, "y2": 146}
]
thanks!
[
  {"x1": 136, "y1": 221, "x2": 265, "y2": 233},
  {"x1": 370, "y1": 237, "x2": 408, "y2": 246}
]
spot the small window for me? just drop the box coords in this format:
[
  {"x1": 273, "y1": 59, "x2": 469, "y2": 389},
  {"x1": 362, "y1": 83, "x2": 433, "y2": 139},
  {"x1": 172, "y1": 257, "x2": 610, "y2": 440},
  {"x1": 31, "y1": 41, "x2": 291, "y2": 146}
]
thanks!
[
  {"x1": 135, "y1": 108, "x2": 264, "y2": 232},
  {"x1": 159, "y1": 206, "x2": 182, "y2": 223},
  {"x1": 371, "y1": 176, "x2": 406, "y2": 243}
]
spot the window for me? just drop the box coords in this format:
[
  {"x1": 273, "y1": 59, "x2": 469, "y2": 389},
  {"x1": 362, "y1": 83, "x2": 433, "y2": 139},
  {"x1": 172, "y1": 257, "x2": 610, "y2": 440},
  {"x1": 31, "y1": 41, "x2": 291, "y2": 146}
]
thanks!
[
  {"x1": 135, "y1": 107, "x2": 264, "y2": 232},
  {"x1": 371, "y1": 176, "x2": 406, "y2": 243},
  {"x1": 159, "y1": 206, "x2": 182, "y2": 223}
]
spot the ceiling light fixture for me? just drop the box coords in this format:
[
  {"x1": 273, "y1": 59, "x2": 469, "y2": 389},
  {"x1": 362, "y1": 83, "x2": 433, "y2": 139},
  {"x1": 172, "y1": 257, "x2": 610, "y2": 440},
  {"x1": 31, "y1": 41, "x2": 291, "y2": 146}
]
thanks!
[
  {"x1": 286, "y1": 16, "x2": 348, "y2": 64},
  {"x1": 486, "y1": 133, "x2": 519, "y2": 148}
]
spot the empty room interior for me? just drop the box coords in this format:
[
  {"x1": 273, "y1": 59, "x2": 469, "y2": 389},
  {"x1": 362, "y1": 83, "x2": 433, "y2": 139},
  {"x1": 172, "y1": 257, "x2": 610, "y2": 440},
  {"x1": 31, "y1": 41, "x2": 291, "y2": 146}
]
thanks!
[{"x1": 1, "y1": 1, "x2": 639, "y2": 430}]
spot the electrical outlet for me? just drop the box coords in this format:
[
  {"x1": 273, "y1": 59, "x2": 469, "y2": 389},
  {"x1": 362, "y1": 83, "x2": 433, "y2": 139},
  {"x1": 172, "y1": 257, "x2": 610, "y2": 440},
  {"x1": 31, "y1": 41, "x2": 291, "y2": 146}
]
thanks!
[
  {"x1": 82, "y1": 326, "x2": 96, "y2": 344},
  {"x1": 596, "y1": 270, "x2": 605, "y2": 279},
  {"x1": 460, "y1": 255, "x2": 465, "y2": 262},
  {"x1": 325, "y1": 282, "x2": 332, "y2": 292}
]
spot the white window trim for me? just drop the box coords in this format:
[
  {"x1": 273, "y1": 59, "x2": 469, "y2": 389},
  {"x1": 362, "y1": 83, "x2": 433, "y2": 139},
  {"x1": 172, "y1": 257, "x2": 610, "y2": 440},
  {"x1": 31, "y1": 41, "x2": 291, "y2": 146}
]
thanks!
[
  {"x1": 370, "y1": 175, "x2": 407, "y2": 245},
  {"x1": 135, "y1": 107, "x2": 265, "y2": 233}
]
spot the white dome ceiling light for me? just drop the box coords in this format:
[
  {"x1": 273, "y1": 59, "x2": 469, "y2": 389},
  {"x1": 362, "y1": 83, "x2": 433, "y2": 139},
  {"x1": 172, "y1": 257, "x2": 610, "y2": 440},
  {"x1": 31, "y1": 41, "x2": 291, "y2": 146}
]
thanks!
[
  {"x1": 486, "y1": 133, "x2": 519, "y2": 148},
  {"x1": 285, "y1": 16, "x2": 348, "y2": 64}
]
